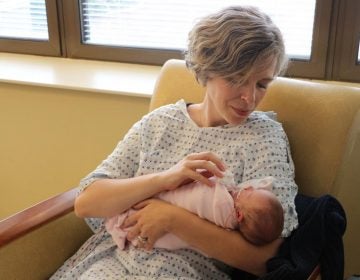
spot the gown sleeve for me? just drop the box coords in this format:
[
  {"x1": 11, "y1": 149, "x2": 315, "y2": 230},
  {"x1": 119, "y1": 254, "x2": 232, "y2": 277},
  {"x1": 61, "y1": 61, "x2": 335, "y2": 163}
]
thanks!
[
  {"x1": 241, "y1": 119, "x2": 298, "y2": 237},
  {"x1": 77, "y1": 118, "x2": 143, "y2": 232}
]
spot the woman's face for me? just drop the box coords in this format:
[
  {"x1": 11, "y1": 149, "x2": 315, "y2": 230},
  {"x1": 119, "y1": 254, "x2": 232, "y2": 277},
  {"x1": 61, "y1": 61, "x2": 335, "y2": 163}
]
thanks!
[{"x1": 204, "y1": 60, "x2": 277, "y2": 126}]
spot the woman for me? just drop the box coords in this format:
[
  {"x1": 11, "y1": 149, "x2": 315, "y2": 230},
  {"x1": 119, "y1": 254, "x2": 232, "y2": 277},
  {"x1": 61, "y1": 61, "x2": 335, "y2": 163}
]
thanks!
[{"x1": 51, "y1": 5, "x2": 298, "y2": 279}]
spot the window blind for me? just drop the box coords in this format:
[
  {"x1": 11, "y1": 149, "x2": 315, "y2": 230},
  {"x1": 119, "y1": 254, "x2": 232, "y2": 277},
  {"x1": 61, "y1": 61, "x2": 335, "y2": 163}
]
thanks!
[
  {"x1": 0, "y1": 0, "x2": 48, "y2": 40},
  {"x1": 80, "y1": 0, "x2": 316, "y2": 60}
]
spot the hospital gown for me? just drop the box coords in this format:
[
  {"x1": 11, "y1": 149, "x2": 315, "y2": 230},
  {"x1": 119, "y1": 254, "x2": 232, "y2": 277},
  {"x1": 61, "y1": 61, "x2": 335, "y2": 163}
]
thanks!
[{"x1": 50, "y1": 99, "x2": 298, "y2": 279}]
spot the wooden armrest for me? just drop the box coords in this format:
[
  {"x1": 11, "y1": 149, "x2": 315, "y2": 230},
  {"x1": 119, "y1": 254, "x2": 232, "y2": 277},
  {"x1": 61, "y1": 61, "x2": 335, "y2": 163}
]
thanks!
[
  {"x1": 308, "y1": 265, "x2": 321, "y2": 280},
  {"x1": 0, "y1": 187, "x2": 78, "y2": 247}
]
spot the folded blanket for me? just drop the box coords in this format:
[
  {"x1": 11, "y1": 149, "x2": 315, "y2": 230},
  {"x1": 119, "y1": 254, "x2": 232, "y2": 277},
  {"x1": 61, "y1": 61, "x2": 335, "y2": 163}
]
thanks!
[{"x1": 232, "y1": 194, "x2": 347, "y2": 280}]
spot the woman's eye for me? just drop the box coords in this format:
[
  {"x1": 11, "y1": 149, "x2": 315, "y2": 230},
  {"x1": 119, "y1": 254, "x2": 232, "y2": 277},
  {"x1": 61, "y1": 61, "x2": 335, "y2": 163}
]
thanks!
[{"x1": 257, "y1": 83, "x2": 267, "y2": 89}]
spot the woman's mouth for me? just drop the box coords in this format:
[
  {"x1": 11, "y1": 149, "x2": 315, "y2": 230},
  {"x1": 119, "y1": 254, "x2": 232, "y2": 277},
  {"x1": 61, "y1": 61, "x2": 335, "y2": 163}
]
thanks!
[{"x1": 232, "y1": 107, "x2": 249, "y2": 117}]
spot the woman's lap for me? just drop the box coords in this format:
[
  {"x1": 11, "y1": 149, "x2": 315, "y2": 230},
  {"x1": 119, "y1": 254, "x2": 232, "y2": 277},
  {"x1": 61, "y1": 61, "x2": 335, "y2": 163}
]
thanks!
[{"x1": 50, "y1": 228, "x2": 230, "y2": 280}]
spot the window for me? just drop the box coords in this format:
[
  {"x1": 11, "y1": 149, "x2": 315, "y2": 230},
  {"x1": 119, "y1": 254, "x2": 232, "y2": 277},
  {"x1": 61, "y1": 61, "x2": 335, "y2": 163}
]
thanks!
[
  {"x1": 331, "y1": 0, "x2": 360, "y2": 81},
  {"x1": 0, "y1": 0, "x2": 359, "y2": 82},
  {"x1": 0, "y1": 0, "x2": 48, "y2": 40},
  {"x1": 0, "y1": 0, "x2": 60, "y2": 56},
  {"x1": 78, "y1": 0, "x2": 315, "y2": 59}
]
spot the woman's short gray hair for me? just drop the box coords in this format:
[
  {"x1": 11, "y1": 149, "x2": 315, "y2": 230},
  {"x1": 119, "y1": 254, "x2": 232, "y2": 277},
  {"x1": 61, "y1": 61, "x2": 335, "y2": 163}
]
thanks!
[{"x1": 185, "y1": 6, "x2": 288, "y2": 86}]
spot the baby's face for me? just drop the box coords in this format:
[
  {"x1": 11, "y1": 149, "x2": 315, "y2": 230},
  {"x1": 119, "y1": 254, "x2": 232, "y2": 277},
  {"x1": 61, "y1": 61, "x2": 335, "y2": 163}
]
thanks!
[
  {"x1": 236, "y1": 186, "x2": 273, "y2": 206},
  {"x1": 236, "y1": 186, "x2": 255, "y2": 203}
]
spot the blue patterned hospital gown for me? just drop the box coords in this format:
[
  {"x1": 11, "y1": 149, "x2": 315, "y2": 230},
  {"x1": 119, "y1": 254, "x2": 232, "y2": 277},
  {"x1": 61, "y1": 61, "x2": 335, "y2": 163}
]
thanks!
[{"x1": 50, "y1": 100, "x2": 298, "y2": 279}]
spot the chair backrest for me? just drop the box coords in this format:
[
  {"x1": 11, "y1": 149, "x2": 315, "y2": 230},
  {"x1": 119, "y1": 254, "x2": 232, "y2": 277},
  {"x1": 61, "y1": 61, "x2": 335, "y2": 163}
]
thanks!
[
  {"x1": 151, "y1": 59, "x2": 360, "y2": 197},
  {"x1": 151, "y1": 59, "x2": 360, "y2": 277}
]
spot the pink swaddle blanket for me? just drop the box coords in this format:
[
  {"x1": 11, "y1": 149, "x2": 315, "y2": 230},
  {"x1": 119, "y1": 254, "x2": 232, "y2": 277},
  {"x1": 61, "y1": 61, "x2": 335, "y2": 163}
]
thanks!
[{"x1": 105, "y1": 171, "x2": 274, "y2": 251}]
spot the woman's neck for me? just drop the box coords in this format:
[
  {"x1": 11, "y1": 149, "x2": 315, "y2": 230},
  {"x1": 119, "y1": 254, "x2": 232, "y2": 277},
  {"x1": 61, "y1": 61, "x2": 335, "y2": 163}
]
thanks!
[{"x1": 188, "y1": 98, "x2": 224, "y2": 127}]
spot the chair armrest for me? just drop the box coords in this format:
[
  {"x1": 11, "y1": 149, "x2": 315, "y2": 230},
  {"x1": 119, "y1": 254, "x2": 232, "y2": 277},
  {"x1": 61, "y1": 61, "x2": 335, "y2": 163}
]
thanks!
[
  {"x1": 0, "y1": 188, "x2": 78, "y2": 246},
  {"x1": 0, "y1": 188, "x2": 92, "y2": 279},
  {"x1": 308, "y1": 265, "x2": 321, "y2": 280}
]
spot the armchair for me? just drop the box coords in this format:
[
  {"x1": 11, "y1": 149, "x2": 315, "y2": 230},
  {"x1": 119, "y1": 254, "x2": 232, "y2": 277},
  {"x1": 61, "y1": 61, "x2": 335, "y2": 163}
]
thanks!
[{"x1": 1, "y1": 59, "x2": 359, "y2": 279}]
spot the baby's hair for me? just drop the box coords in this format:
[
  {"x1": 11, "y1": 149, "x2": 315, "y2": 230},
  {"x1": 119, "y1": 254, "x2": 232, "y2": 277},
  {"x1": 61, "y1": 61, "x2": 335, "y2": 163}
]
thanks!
[{"x1": 240, "y1": 193, "x2": 284, "y2": 245}]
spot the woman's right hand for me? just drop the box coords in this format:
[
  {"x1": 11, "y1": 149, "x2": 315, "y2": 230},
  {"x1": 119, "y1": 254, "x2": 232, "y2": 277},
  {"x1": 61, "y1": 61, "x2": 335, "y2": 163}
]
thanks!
[{"x1": 159, "y1": 151, "x2": 226, "y2": 191}]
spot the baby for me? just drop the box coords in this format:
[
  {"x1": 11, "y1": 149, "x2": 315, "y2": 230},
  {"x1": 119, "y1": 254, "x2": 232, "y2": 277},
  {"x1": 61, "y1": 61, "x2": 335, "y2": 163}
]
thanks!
[{"x1": 105, "y1": 171, "x2": 284, "y2": 252}]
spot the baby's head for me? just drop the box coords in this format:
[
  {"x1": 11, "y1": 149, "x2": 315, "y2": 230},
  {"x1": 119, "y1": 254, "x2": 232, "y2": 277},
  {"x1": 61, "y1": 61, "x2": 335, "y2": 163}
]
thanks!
[{"x1": 235, "y1": 186, "x2": 284, "y2": 245}]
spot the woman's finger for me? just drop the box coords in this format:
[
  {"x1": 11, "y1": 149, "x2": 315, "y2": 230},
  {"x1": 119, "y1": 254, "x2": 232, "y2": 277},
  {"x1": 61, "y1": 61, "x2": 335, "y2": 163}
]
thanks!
[
  {"x1": 186, "y1": 152, "x2": 226, "y2": 171},
  {"x1": 122, "y1": 210, "x2": 139, "y2": 228},
  {"x1": 143, "y1": 234, "x2": 155, "y2": 251},
  {"x1": 136, "y1": 228, "x2": 154, "y2": 251},
  {"x1": 185, "y1": 159, "x2": 225, "y2": 179},
  {"x1": 126, "y1": 223, "x2": 141, "y2": 241},
  {"x1": 185, "y1": 168, "x2": 215, "y2": 187},
  {"x1": 132, "y1": 199, "x2": 154, "y2": 210}
]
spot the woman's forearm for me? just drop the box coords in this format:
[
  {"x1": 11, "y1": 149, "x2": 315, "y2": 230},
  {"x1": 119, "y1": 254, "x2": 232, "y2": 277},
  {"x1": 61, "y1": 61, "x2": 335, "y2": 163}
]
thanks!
[
  {"x1": 167, "y1": 207, "x2": 282, "y2": 276},
  {"x1": 75, "y1": 152, "x2": 226, "y2": 219},
  {"x1": 74, "y1": 173, "x2": 166, "y2": 218}
]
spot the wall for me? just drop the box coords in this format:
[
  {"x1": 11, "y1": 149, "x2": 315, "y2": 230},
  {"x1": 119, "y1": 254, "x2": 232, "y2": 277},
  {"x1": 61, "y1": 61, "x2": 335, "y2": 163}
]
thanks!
[
  {"x1": 1, "y1": 58, "x2": 359, "y2": 220},
  {"x1": 0, "y1": 82, "x2": 150, "y2": 219}
]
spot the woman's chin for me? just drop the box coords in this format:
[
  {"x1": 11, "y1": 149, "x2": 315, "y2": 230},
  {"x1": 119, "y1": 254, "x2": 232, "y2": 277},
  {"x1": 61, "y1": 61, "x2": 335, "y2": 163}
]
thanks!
[{"x1": 228, "y1": 115, "x2": 248, "y2": 125}]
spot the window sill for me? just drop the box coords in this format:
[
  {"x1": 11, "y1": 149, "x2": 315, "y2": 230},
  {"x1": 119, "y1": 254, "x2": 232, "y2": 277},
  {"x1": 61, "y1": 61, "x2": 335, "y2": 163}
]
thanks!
[
  {"x1": 0, "y1": 53, "x2": 161, "y2": 98},
  {"x1": 1, "y1": 53, "x2": 358, "y2": 99}
]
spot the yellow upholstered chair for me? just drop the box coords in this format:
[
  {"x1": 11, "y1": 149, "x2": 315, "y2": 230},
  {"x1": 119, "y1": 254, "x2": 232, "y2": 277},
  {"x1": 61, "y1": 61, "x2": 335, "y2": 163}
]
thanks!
[{"x1": 1, "y1": 59, "x2": 360, "y2": 279}]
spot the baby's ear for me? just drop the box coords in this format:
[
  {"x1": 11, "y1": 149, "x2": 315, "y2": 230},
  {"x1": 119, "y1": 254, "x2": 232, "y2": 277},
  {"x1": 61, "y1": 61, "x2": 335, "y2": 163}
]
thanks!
[{"x1": 236, "y1": 209, "x2": 244, "y2": 223}]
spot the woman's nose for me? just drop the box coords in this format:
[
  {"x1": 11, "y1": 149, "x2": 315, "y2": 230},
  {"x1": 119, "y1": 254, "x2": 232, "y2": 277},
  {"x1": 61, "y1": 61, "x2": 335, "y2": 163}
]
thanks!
[{"x1": 240, "y1": 84, "x2": 256, "y2": 107}]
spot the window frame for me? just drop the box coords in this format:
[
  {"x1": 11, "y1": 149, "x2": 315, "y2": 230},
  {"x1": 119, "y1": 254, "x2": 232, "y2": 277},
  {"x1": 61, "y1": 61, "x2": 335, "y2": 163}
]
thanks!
[
  {"x1": 1, "y1": 0, "x2": 359, "y2": 83},
  {"x1": 0, "y1": 0, "x2": 61, "y2": 56},
  {"x1": 332, "y1": 0, "x2": 360, "y2": 82},
  {"x1": 285, "y1": 0, "x2": 332, "y2": 80},
  {"x1": 61, "y1": 0, "x2": 183, "y2": 65}
]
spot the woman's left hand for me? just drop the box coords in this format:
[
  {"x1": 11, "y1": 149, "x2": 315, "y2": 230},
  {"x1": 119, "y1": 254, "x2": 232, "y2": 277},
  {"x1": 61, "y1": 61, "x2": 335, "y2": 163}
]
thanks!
[{"x1": 122, "y1": 199, "x2": 176, "y2": 250}]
